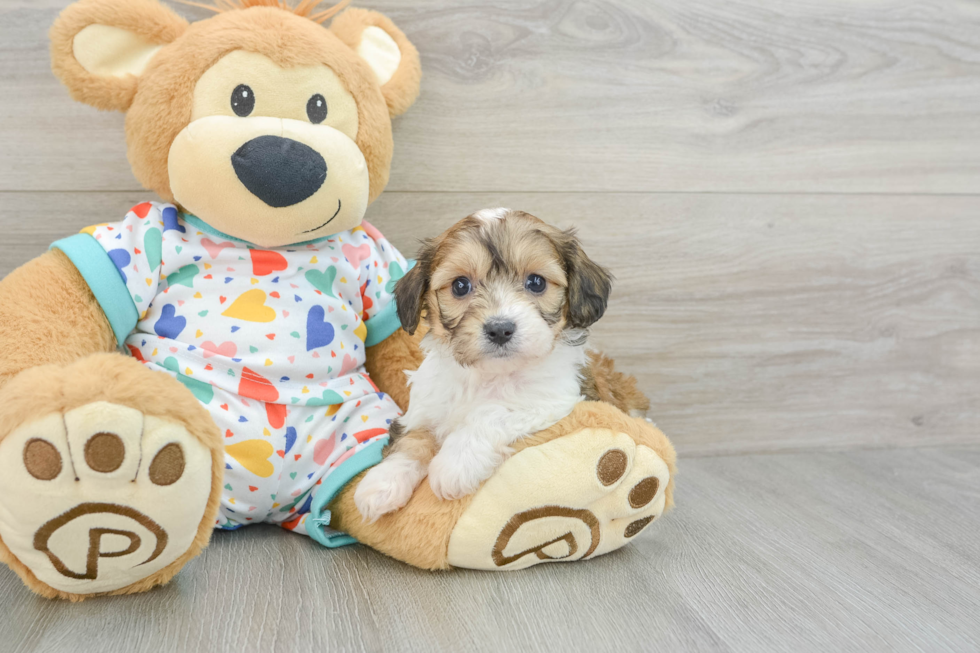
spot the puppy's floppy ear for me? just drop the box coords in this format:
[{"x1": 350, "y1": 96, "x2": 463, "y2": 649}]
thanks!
[
  {"x1": 557, "y1": 229, "x2": 613, "y2": 329},
  {"x1": 330, "y1": 8, "x2": 422, "y2": 117},
  {"x1": 395, "y1": 239, "x2": 436, "y2": 336},
  {"x1": 50, "y1": 0, "x2": 188, "y2": 112}
]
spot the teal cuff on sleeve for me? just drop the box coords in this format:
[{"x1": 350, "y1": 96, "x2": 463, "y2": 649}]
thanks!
[
  {"x1": 307, "y1": 436, "x2": 389, "y2": 548},
  {"x1": 364, "y1": 300, "x2": 401, "y2": 347},
  {"x1": 363, "y1": 259, "x2": 415, "y2": 347},
  {"x1": 51, "y1": 233, "x2": 139, "y2": 346}
]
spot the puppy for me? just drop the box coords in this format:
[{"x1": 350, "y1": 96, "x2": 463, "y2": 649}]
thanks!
[{"x1": 354, "y1": 208, "x2": 613, "y2": 522}]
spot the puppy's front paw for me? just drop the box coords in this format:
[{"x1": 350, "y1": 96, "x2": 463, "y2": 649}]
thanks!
[
  {"x1": 354, "y1": 460, "x2": 421, "y2": 523},
  {"x1": 428, "y1": 450, "x2": 495, "y2": 501}
]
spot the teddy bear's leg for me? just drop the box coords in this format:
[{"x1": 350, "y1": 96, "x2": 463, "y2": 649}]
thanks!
[
  {"x1": 0, "y1": 353, "x2": 223, "y2": 600},
  {"x1": 328, "y1": 401, "x2": 676, "y2": 570}
]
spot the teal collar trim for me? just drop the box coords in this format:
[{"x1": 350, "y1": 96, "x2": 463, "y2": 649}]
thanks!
[
  {"x1": 307, "y1": 437, "x2": 389, "y2": 548},
  {"x1": 181, "y1": 213, "x2": 343, "y2": 248},
  {"x1": 181, "y1": 214, "x2": 251, "y2": 245}
]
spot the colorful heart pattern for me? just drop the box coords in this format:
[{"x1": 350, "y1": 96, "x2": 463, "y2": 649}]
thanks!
[
  {"x1": 167, "y1": 264, "x2": 199, "y2": 289},
  {"x1": 85, "y1": 203, "x2": 408, "y2": 416},
  {"x1": 201, "y1": 341, "x2": 237, "y2": 359},
  {"x1": 81, "y1": 211, "x2": 409, "y2": 535},
  {"x1": 144, "y1": 228, "x2": 163, "y2": 271},
  {"x1": 306, "y1": 306, "x2": 335, "y2": 351},
  {"x1": 225, "y1": 440, "x2": 275, "y2": 478},
  {"x1": 304, "y1": 267, "x2": 337, "y2": 297},
  {"x1": 250, "y1": 249, "x2": 289, "y2": 276},
  {"x1": 201, "y1": 237, "x2": 235, "y2": 259},
  {"x1": 222, "y1": 289, "x2": 276, "y2": 323},
  {"x1": 239, "y1": 367, "x2": 279, "y2": 402},
  {"x1": 342, "y1": 243, "x2": 371, "y2": 269},
  {"x1": 214, "y1": 375, "x2": 399, "y2": 533},
  {"x1": 154, "y1": 304, "x2": 186, "y2": 339},
  {"x1": 107, "y1": 248, "x2": 131, "y2": 283}
]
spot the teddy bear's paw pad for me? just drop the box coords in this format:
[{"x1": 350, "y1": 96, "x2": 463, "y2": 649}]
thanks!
[
  {"x1": 446, "y1": 428, "x2": 669, "y2": 570},
  {"x1": 0, "y1": 402, "x2": 213, "y2": 595}
]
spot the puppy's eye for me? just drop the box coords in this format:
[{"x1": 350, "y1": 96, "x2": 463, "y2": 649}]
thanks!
[
  {"x1": 307, "y1": 94, "x2": 328, "y2": 124},
  {"x1": 451, "y1": 277, "x2": 472, "y2": 298},
  {"x1": 525, "y1": 274, "x2": 547, "y2": 294},
  {"x1": 231, "y1": 84, "x2": 255, "y2": 117}
]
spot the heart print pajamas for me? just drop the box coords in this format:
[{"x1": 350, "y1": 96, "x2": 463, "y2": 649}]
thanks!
[{"x1": 52, "y1": 202, "x2": 409, "y2": 546}]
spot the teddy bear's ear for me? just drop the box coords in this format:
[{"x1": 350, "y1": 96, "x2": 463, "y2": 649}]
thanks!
[
  {"x1": 50, "y1": 0, "x2": 188, "y2": 112},
  {"x1": 330, "y1": 8, "x2": 421, "y2": 117}
]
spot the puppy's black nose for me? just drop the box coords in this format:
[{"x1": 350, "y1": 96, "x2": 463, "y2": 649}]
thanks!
[
  {"x1": 232, "y1": 135, "x2": 327, "y2": 208},
  {"x1": 484, "y1": 319, "x2": 516, "y2": 346}
]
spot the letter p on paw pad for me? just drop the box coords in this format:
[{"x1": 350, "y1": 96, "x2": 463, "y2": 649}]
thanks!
[{"x1": 0, "y1": 403, "x2": 214, "y2": 596}]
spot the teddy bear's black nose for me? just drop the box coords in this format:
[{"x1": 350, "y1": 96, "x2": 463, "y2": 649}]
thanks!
[{"x1": 231, "y1": 135, "x2": 327, "y2": 208}]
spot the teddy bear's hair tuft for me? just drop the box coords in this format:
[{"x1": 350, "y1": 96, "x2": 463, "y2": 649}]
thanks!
[{"x1": 179, "y1": 0, "x2": 351, "y2": 24}]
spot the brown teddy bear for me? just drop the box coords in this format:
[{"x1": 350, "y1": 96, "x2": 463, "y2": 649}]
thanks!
[{"x1": 0, "y1": 0, "x2": 676, "y2": 601}]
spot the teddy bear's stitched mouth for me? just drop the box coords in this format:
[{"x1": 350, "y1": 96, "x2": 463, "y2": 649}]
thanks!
[{"x1": 301, "y1": 198, "x2": 343, "y2": 234}]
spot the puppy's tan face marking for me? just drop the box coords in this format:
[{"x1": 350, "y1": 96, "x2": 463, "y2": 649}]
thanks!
[
  {"x1": 396, "y1": 210, "x2": 611, "y2": 369},
  {"x1": 428, "y1": 217, "x2": 567, "y2": 367}
]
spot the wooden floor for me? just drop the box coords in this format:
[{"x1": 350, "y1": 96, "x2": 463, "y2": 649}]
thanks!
[
  {"x1": 3, "y1": 448, "x2": 979, "y2": 652},
  {"x1": 1, "y1": 0, "x2": 978, "y2": 651}
]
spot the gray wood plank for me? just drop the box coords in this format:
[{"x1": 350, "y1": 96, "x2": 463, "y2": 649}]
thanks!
[
  {"x1": 1, "y1": 446, "x2": 978, "y2": 652},
  {"x1": 3, "y1": 0, "x2": 980, "y2": 193},
  {"x1": 2, "y1": 190, "x2": 977, "y2": 456}
]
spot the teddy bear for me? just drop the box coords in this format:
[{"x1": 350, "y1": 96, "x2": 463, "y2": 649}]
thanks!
[{"x1": 0, "y1": 0, "x2": 677, "y2": 601}]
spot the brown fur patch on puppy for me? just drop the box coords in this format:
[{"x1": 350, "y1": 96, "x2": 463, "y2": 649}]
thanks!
[
  {"x1": 394, "y1": 239, "x2": 436, "y2": 335},
  {"x1": 550, "y1": 229, "x2": 613, "y2": 330},
  {"x1": 384, "y1": 426, "x2": 438, "y2": 465},
  {"x1": 581, "y1": 350, "x2": 651, "y2": 417},
  {"x1": 395, "y1": 210, "x2": 612, "y2": 367}
]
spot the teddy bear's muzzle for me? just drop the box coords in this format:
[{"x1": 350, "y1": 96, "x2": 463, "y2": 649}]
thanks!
[{"x1": 231, "y1": 135, "x2": 327, "y2": 208}]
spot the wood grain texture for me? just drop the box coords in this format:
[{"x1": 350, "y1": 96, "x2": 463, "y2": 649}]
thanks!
[
  {"x1": 2, "y1": 191, "x2": 977, "y2": 456},
  {"x1": 1, "y1": 0, "x2": 979, "y2": 648},
  {"x1": 1, "y1": 446, "x2": 978, "y2": 653},
  {"x1": 3, "y1": 0, "x2": 980, "y2": 192}
]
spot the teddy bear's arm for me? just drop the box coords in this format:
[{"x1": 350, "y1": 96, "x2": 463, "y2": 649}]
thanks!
[
  {"x1": 362, "y1": 326, "x2": 427, "y2": 410},
  {"x1": 0, "y1": 250, "x2": 115, "y2": 388}
]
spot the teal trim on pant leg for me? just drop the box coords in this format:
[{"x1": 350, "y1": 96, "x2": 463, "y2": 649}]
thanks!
[
  {"x1": 308, "y1": 436, "x2": 389, "y2": 548},
  {"x1": 51, "y1": 233, "x2": 139, "y2": 345}
]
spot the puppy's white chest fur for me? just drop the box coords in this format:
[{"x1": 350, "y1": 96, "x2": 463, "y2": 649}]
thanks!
[
  {"x1": 353, "y1": 208, "x2": 615, "y2": 520},
  {"x1": 401, "y1": 336, "x2": 586, "y2": 443}
]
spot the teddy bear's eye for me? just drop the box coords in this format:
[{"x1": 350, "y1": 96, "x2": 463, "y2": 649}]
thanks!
[
  {"x1": 306, "y1": 94, "x2": 328, "y2": 124},
  {"x1": 231, "y1": 84, "x2": 255, "y2": 117}
]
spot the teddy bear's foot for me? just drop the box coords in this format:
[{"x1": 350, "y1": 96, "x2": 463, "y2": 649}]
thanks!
[
  {"x1": 329, "y1": 401, "x2": 676, "y2": 571},
  {"x1": 447, "y1": 424, "x2": 671, "y2": 569},
  {"x1": 0, "y1": 355, "x2": 223, "y2": 600}
]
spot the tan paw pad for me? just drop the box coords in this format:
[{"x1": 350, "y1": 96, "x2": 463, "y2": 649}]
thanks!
[
  {"x1": 447, "y1": 428, "x2": 670, "y2": 570},
  {"x1": 0, "y1": 404, "x2": 212, "y2": 595}
]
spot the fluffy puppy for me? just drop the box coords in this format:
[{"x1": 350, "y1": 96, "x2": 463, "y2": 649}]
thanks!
[{"x1": 355, "y1": 208, "x2": 613, "y2": 522}]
